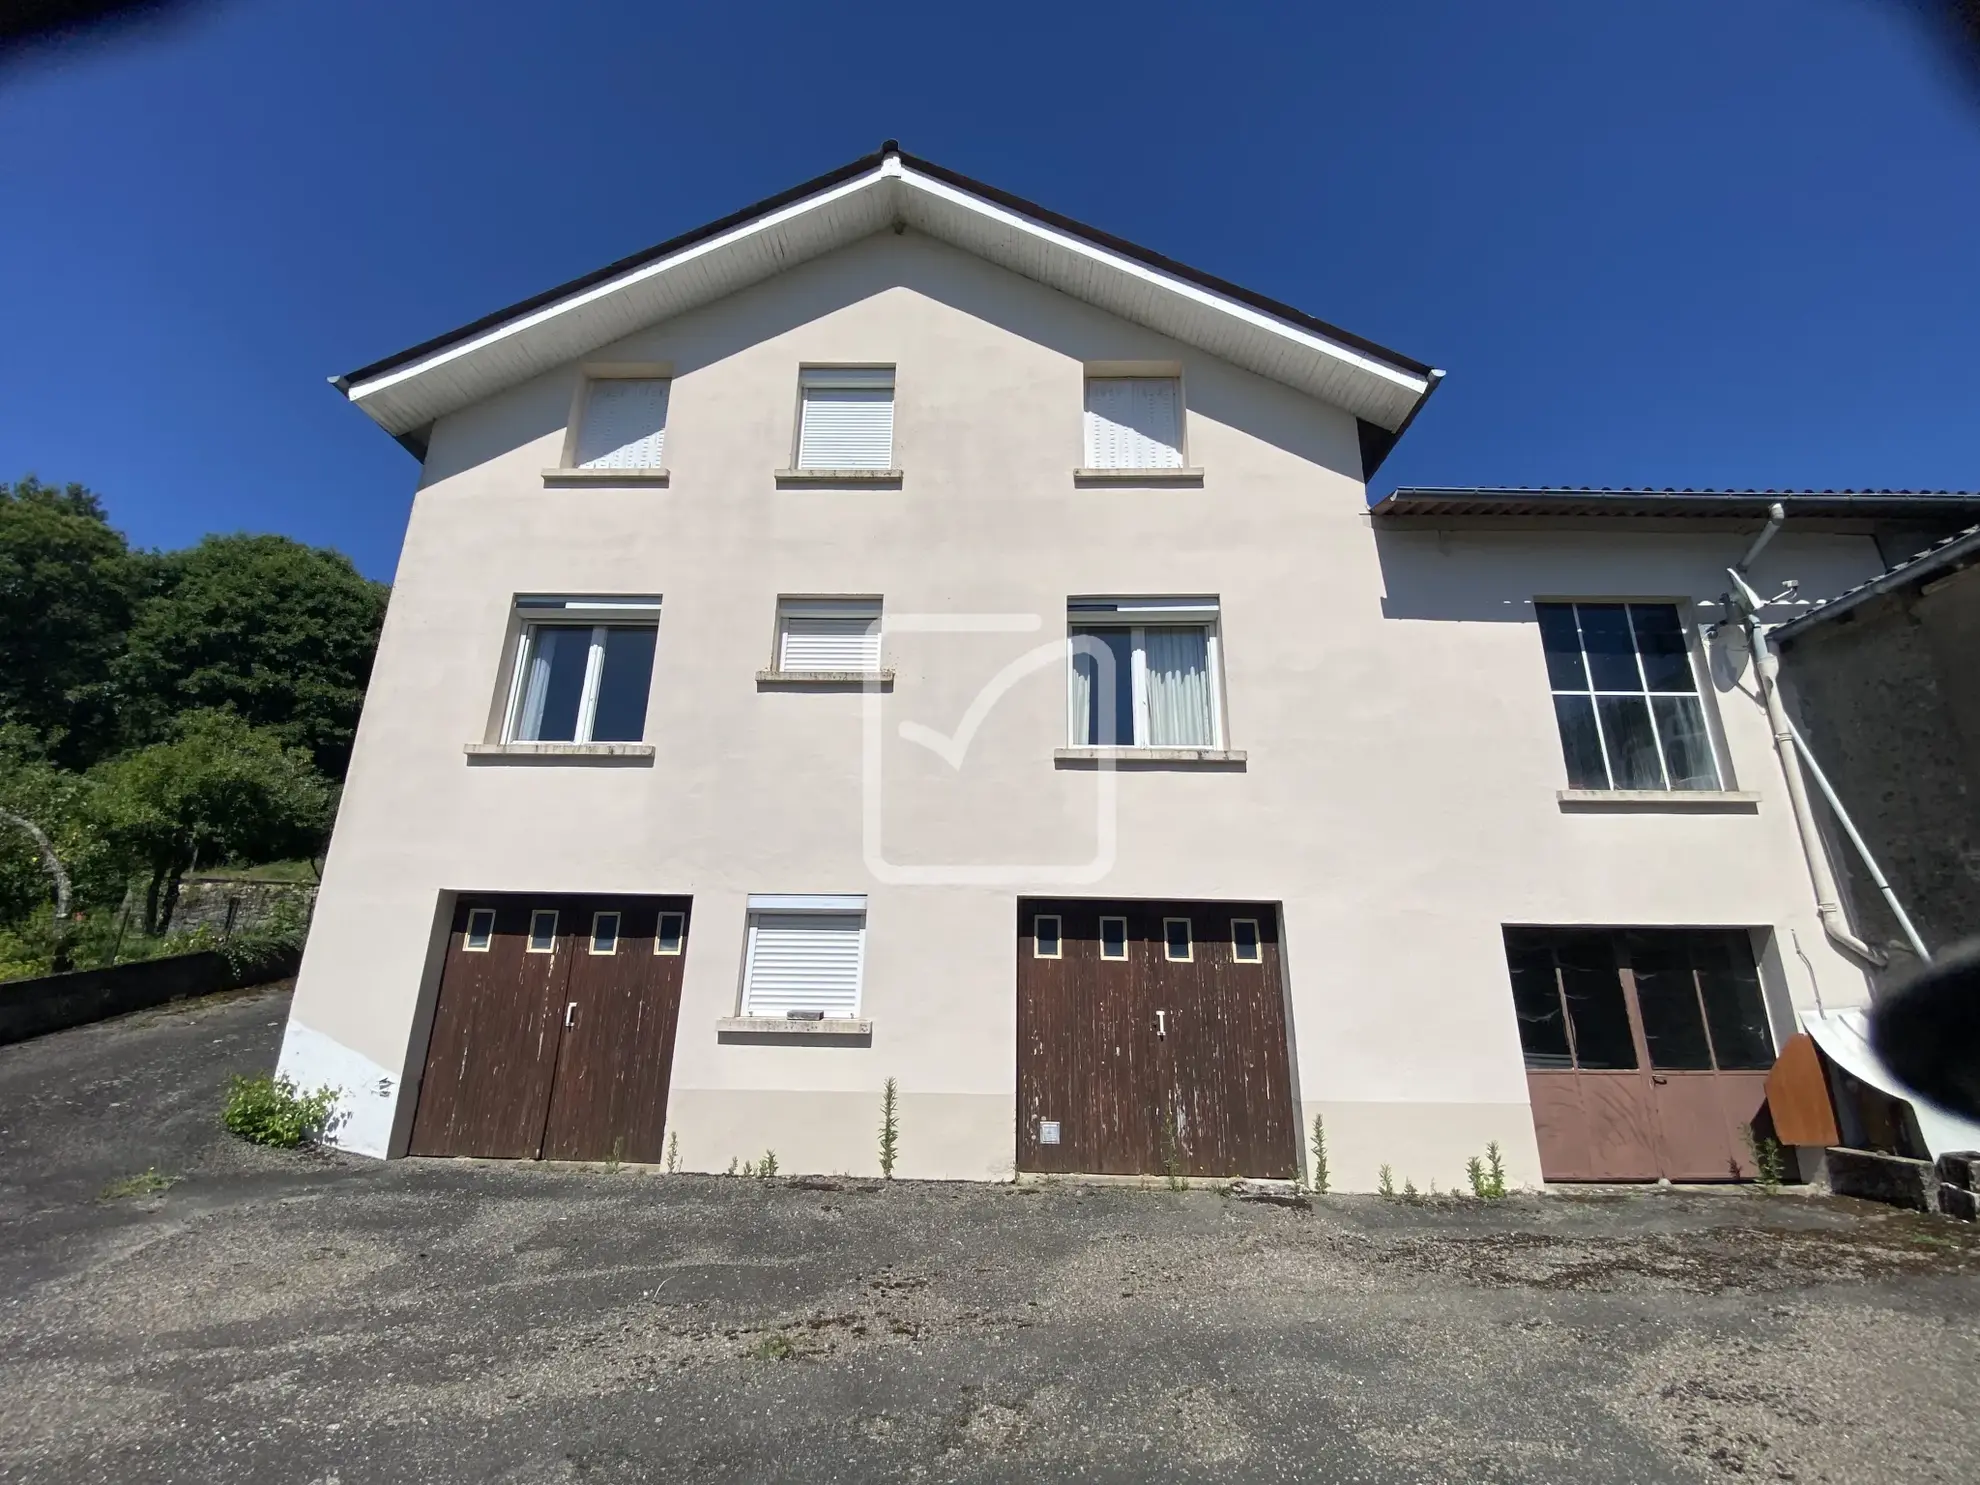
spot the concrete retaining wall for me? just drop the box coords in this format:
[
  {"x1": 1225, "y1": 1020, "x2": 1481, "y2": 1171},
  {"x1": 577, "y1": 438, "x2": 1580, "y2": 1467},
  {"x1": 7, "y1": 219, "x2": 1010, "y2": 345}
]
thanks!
[{"x1": 0, "y1": 950, "x2": 301, "y2": 1046}]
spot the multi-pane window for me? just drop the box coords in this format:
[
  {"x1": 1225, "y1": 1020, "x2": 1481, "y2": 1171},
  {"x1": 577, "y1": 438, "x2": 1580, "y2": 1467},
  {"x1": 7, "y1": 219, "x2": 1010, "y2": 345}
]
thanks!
[
  {"x1": 574, "y1": 378, "x2": 669, "y2": 469},
  {"x1": 1536, "y1": 602, "x2": 1720, "y2": 791},
  {"x1": 775, "y1": 598, "x2": 882, "y2": 673},
  {"x1": 740, "y1": 895, "x2": 868, "y2": 1019},
  {"x1": 1068, "y1": 598, "x2": 1222, "y2": 749},
  {"x1": 505, "y1": 598, "x2": 660, "y2": 744},
  {"x1": 796, "y1": 367, "x2": 895, "y2": 469},
  {"x1": 1502, "y1": 927, "x2": 1775, "y2": 1073},
  {"x1": 1084, "y1": 377, "x2": 1183, "y2": 469}
]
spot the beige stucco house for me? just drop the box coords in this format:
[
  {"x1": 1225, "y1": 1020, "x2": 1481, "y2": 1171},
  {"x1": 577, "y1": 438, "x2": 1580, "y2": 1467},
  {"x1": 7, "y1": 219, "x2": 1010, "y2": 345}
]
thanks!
[{"x1": 279, "y1": 143, "x2": 1980, "y2": 1189}]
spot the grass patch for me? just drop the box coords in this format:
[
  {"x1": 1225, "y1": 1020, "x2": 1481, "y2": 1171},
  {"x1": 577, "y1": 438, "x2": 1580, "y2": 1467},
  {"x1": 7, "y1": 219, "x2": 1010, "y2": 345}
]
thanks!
[
  {"x1": 750, "y1": 1332, "x2": 797, "y2": 1361},
  {"x1": 98, "y1": 1167, "x2": 179, "y2": 1201}
]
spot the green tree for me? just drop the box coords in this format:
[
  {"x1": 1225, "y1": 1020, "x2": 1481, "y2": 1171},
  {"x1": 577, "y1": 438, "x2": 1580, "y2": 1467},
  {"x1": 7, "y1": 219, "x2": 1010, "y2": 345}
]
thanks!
[
  {"x1": 90, "y1": 710, "x2": 335, "y2": 935},
  {"x1": 0, "y1": 477, "x2": 146, "y2": 767},
  {"x1": 119, "y1": 535, "x2": 387, "y2": 779}
]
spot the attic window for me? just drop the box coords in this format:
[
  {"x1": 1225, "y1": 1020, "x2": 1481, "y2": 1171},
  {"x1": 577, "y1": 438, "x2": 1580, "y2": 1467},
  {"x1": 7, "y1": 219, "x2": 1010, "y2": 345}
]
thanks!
[
  {"x1": 1084, "y1": 377, "x2": 1183, "y2": 469},
  {"x1": 575, "y1": 378, "x2": 669, "y2": 469},
  {"x1": 796, "y1": 368, "x2": 895, "y2": 470}
]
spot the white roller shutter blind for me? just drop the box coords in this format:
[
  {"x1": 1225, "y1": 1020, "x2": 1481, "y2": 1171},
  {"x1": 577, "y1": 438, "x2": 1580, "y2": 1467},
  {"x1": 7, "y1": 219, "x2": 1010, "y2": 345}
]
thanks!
[
  {"x1": 742, "y1": 912, "x2": 866, "y2": 1017},
  {"x1": 779, "y1": 605, "x2": 882, "y2": 672},
  {"x1": 576, "y1": 378, "x2": 669, "y2": 469},
  {"x1": 797, "y1": 368, "x2": 894, "y2": 469},
  {"x1": 1083, "y1": 377, "x2": 1183, "y2": 469}
]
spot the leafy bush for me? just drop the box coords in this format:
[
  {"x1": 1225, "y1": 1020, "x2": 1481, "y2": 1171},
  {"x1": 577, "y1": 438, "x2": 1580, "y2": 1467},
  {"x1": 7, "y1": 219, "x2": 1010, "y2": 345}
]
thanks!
[{"x1": 221, "y1": 1073, "x2": 337, "y2": 1148}]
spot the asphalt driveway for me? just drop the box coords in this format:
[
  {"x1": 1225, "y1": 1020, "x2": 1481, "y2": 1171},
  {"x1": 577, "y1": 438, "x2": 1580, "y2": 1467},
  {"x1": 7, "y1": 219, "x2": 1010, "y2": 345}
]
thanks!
[{"x1": 3, "y1": 987, "x2": 1978, "y2": 1484}]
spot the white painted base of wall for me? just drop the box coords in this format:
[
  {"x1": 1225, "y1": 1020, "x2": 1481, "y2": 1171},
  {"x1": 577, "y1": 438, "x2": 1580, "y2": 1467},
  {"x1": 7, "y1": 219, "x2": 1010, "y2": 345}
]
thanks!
[
  {"x1": 275, "y1": 1019, "x2": 400, "y2": 1159},
  {"x1": 1298, "y1": 1100, "x2": 1547, "y2": 1194}
]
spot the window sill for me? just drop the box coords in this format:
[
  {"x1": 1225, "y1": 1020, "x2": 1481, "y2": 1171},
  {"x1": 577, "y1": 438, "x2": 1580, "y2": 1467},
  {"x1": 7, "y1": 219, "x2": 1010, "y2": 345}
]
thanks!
[
  {"x1": 1054, "y1": 747, "x2": 1246, "y2": 769},
  {"x1": 464, "y1": 742, "x2": 656, "y2": 764},
  {"x1": 756, "y1": 668, "x2": 895, "y2": 689},
  {"x1": 715, "y1": 1015, "x2": 872, "y2": 1041},
  {"x1": 1557, "y1": 788, "x2": 1759, "y2": 811},
  {"x1": 541, "y1": 467, "x2": 670, "y2": 486},
  {"x1": 773, "y1": 468, "x2": 903, "y2": 487},
  {"x1": 1073, "y1": 467, "x2": 1204, "y2": 486}
]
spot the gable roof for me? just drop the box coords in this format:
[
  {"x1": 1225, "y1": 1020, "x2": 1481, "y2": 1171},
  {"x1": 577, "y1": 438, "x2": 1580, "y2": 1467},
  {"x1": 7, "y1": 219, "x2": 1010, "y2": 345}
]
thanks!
[{"x1": 333, "y1": 142, "x2": 1441, "y2": 464}]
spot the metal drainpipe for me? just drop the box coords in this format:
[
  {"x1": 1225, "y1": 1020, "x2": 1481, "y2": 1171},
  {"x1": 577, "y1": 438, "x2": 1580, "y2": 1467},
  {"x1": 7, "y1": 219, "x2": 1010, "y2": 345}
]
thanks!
[{"x1": 1729, "y1": 567, "x2": 1884, "y2": 966}]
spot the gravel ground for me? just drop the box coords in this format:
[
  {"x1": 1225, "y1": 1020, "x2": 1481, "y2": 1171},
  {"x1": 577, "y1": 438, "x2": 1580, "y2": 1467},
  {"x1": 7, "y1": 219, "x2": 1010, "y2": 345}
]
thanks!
[{"x1": 3, "y1": 986, "x2": 1978, "y2": 1484}]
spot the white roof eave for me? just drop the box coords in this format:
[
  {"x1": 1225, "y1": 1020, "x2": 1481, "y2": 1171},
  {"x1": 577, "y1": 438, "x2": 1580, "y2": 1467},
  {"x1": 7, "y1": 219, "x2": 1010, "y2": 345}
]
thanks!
[{"x1": 344, "y1": 164, "x2": 1431, "y2": 438}]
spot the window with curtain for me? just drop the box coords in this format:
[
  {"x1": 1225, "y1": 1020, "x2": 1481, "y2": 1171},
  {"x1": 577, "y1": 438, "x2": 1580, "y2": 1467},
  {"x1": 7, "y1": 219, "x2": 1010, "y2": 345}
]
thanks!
[
  {"x1": 1535, "y1": 601, "x2": 1721, "y2": 791},
  {"x1": 1067, "y1": 599, "x2": 1221, "y2": 748},
  {"x1": 1084, "y1": 377, "x2": 1183, "y2": 469},
  {"x1": 574, "y1": 378, "x2": 669, "y2": 469},
  {"x1": 505, "y1": 598, "x2": 660, "y2": 744},
  {"x1": 796, "y1": 367, "x2": 895, "y2": 469}
]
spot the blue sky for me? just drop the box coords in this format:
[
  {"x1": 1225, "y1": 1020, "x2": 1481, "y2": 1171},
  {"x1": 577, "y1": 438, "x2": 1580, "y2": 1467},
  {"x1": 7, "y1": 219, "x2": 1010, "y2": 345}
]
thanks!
[{"x1": 2, "y1": 1, "x2": 1975, "y2": 580}]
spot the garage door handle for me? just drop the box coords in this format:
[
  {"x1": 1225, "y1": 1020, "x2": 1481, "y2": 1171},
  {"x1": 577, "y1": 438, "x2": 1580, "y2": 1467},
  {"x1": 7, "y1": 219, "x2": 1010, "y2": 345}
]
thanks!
[
  {"x1": 1651, "y1": 1074, "x2": 1668, "y2": 1085},
  {"x1": 565, "y1": 1001, "x2": 578, "y2": 1029},
  {"x1": 1154, "y1": 1010, "x2": 1167, "y2": 1040}
]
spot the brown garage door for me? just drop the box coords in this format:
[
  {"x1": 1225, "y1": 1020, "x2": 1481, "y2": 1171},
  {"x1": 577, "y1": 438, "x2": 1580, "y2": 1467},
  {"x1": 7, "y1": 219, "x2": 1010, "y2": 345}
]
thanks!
[
  {"x1": 1018, "y1": 899, "x2": 1297, "y2": 1180},
  {"x1": 1503, "y1": 927, "x2": 1776, "y2": 1182},
  {"x1": 408, "y1": 894, "x2": 691, "y2": 1162}
]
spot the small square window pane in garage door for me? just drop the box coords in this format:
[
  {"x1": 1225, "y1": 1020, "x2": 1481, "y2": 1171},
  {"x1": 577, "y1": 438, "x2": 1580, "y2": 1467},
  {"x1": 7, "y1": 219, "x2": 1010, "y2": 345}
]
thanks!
[{"x1": 1099, "y1": 916, "x2": 1128, "y2": 960}]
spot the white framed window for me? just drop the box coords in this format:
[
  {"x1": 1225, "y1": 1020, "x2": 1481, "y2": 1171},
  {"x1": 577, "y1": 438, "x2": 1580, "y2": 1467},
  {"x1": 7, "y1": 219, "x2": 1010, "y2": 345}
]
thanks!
[
  {"x1": 589, "y1": 911, "x2": 621, "y2": 955},
  {"x1": 1034, "y1": 915, "x2": 1062, "y2": 960},
  {"x1": 796, "y1": 367, "x2": 895, "y2": 469},
  {"x1": 527, "y1": 909, "x2": 559, "y2": 953},
  {"x1": 1068, "y1": 598, "x2": 1223, "y2": 749},
  {"x1": 505, "y1": 597, "x2": 661, "y2": 744},
  {"x1": 1099, "y1": 916, "x2": 1129, "y2": 961},
  {"x1": 1084, "y1": 377, "x2": 1183, "y2": 469},
  {"x1": 655, "y1": 911, "x2": 686, "y2": 956},
  {"x1": 775, "y1": 598, "x2": 882, "y2": 673},
  {"x1": 1231, "y1": 919, "x2": 1262, "y2": 963},
  {"x1": 1164, "y1": 917, "x2": 1193, "y2": 962},
  {"x1": 463, "y1": 907, "x2": 496, "y2": 952},
  {"x1": 1536, "y1": 602, "x2": 1723, "y2": 791},
  {"x1": 574, "y1": 377, "x2": 669, "y2": 469},
  {"x1": 740, "y1": 894, "x2": 867, "y2": 1018}
]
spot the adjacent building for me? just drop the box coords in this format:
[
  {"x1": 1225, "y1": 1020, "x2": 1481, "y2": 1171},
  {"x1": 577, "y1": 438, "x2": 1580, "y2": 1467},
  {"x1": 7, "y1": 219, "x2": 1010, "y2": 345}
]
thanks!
[{"x1": 278, "y1": 144, "x2": 1980, "y2": 1188}]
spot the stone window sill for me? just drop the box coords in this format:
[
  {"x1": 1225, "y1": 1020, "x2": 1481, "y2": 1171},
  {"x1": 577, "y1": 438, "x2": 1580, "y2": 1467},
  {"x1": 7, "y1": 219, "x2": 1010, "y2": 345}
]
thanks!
[
  {"x1": 1053, "y1": 747, "x2": 1246, "y2": 768},
  {"x1": 715, "y1": 1016, "x2": 872, "y2": 1040},
  {"x1": 773, "y1": 468, "x2": 903, "y2": 487},
  {"x1": 541, "y1": 467, "x2": 670, "y2": 486},
  {"x1": 464, "y1": 742, "x2": 656, "y2": 763},
  {"x1": 1073, "y1": 467, "x2": 1204, "y2": 486},
  {"x1": 756, "y1": 669, "x2": 895, "y2": 688},
  {"x1": 1557, "y1": 788, "x2": 1759, "y2": 811}
]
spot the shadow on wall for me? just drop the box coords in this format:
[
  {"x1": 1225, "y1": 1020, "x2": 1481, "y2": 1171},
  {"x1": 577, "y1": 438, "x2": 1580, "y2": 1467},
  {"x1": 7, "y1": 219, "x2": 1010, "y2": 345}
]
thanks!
[
  {"x1": 418, "y1": 229, "x2": 1365, "y2": 489},
  {"x1": 1370, "y1": 525, "x2": 1760, "y2": 701}
]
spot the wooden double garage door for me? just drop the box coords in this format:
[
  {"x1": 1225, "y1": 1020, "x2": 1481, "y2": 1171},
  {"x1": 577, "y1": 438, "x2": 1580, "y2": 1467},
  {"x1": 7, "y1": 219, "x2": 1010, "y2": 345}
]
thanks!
[
  {"x1": 1018, "y1": 899, "x2": 1298, "y2": 1179},
  {"x1": 408, "y1": 894, "x2": 690, "y2": 1162},
  {"x1": 1505, "y1": 926, "x2": 1776, "y2": 1182}
]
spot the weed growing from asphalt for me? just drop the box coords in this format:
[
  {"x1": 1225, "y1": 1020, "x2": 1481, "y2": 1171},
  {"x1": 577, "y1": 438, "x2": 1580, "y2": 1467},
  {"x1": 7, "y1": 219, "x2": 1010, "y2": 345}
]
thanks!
[
  {"x1": 726, "y1": 1157, "x2": 739, "y2": 1177},
  {"x1": 1378, "y1": 1164, "x2": 1396, "y2": 1198},
  {"x1": 878, "y1": 1077, "x2": 899, "y2": 1179},
  {"x1": 602, "y1": 1138, "x2": 624, "y2": 1174},
  {"x1": 665, "y1": 1131, "x2": 680, "y2": 1174},
  {"x1": 221, "y1": 1074, "x2": 337, "y2": 1149},
  {"x1": 1308, "y1": 1113, "x2": 1330, "y2": 1194},
  {"x1": 758, "y1": 1149, "x2": 779, "y2": 1178},
  {"x1": 1160, "y1": 1109, "x2": 1188, "y2": 1191},
  {"x1": 1466, "y1": 1141, "x2": 1510, "y2": 1199},
  {"x1": 1746, "y1": 1130, "x2": 1787, "y2": 1192},
  {"x1": 99, "y1": 1168, "x2": 178, "y2": 1201},
  {"x1": 1402, "y1": 1178, "x2": 1421, "y2": 1203},
  {"x1": 750, "y1": 1333, "x2": 796, "y2": 1361}
]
